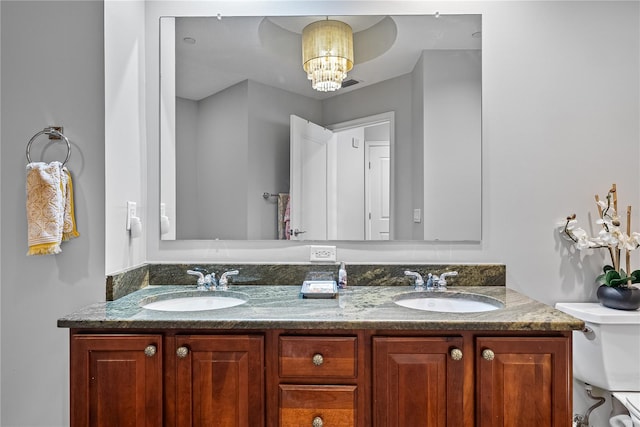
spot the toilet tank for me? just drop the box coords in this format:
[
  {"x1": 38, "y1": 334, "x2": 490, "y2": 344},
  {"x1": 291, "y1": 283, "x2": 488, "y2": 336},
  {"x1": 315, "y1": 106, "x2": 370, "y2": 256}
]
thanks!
[{"x1": 556, "y1": 303, "x2": 640, "y2": 391}]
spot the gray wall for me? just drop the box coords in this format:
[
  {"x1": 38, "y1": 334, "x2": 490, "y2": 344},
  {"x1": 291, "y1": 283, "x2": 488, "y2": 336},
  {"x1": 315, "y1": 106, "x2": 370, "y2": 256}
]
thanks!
[
  {"x1": 198, "y1": 81, "x2": 249, "y2": 239},
  {"x1": 411, "y1": 53, "x2": 425, "y2": 240},
  {"x1": 247, "y1": 80, "x2": 322, "y2": 239},
  {"x1": 175, "y1": 96, "x2": 199, "y2": 238},
  {"x1": 422, "y1": 50, "x2": 482, "y2": 241},
  {"x1": 335, "y1": 126, "x2": 366, "y2": 240},
  {"x1": 176, "y1": 79, "x2": 322, "y2": 239},
  {"x1": 0, "y1": 1, "x2": 105, "y2": 426}
]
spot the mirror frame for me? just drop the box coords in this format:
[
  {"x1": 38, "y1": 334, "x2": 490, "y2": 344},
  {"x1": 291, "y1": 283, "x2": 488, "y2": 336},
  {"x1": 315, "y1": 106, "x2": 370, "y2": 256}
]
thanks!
[
  {"x1": 158, "y1": 11, "x2": 482, "y2": 243},
  {"x1": 142, "y1": 2, "x2": 484, "y2": 264}
]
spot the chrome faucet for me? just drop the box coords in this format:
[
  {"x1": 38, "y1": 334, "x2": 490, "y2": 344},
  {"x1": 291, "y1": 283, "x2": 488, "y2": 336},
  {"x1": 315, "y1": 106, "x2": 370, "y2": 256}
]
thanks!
[
  {"x1": 404, "y1": 271, "x2": 425, "y2": 291},
  {"x1": 218, "y1": 270, "x2": 239, "y2": 291},
  {"x1": 187, "y1": 268, "x2": 216, "y2": 291},
  {"x1": 432, "y1": 271, "x2": 458, "y2": 290}
]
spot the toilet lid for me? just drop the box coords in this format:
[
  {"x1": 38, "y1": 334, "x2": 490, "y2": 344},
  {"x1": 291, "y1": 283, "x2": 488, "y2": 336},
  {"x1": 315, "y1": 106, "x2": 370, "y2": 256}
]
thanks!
[{"x1": 555, "y1": 303, "x2": 640, "y2": 324}]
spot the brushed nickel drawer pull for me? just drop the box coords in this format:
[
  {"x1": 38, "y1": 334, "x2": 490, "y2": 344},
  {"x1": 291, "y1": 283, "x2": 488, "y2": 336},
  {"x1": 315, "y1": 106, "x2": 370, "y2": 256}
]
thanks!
[
  {"x1": 450, "y1": 348, "x2": 463, "y2": 361},
  {"x1": 482, "y1": 349, "x2": 495, "y2": 361},
  {"x1": 312, "y1": 416, "x2": 324, "y2": 427},
  {"x1": 312, "y1": 353, "x2": 324, "y2": 366},
  {"x1": 144, "y1": 345, "x2": 157, "y2": 357},
  {"x1": 176, "y1": 346, "x2": 189, "y2": 358}
]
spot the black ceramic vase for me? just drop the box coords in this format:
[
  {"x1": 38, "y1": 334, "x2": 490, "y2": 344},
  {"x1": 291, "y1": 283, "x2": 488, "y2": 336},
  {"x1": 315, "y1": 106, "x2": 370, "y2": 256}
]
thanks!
[{"x1": 597, "y1": 284, "x2": 640, "y2": 310}]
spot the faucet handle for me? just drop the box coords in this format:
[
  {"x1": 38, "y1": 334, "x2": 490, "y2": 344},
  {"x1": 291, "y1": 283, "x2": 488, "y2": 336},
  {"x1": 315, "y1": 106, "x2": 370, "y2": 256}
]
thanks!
[
  {"x1": 218, "y1": 270, "x2": 239, "y2": 290},
  {"x1": 404, "y1": 271, "x2": 425, "y2": 291},
  {"x1": 187, "y1": 269, "x2": 208, "y2": 290},
  {"x1": 436, "y1": 271, "x2": 458, "y2": 289}
]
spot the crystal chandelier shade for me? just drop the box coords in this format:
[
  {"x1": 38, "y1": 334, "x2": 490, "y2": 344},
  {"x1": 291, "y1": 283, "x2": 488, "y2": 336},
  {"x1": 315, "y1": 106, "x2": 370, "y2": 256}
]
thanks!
[{"x1": 302, "y1": 20, "x2": 354, "y2": 92}]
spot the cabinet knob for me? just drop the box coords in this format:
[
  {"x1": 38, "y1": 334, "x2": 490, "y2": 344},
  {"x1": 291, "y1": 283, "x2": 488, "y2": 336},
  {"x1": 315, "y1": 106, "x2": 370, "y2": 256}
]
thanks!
[
  {"x1": 312, "y1": 416, "x2": 324, "y2": 427},
  {"x1": 144, "y1": 345, "x2": 157, "y2": 357},
  {"x1": 450, "y1": 348, "x2": 463, "y2": 361},
  {"x1": 482, "y1": 349, "x2": 495, "y2": 361},
  {"x1": 312, "y1": 353, "x2": 324, "y2": 366},
  {"x1": 176, "y1": 346, "x2": 189, "y2": 358}
]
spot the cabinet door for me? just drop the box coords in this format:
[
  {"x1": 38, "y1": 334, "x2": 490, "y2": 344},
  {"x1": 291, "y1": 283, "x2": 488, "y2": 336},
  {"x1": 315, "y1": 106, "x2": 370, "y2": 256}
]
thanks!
[
  {"x1": 372, "y1": 337, "x2": 464, "y2": 427},
  {"x1": 476, "y1": 337, "x2": 571, "y2": 427},
  {"x1": 70, "y1": 334, "x2": 163, "y2": 427},
  {"x1": 174, "y1": 335, "x2": 264, "y2": 427}
]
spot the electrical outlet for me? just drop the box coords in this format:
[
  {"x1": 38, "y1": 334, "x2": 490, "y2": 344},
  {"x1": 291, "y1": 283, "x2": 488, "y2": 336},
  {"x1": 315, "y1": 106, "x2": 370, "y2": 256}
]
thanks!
[{"x1": 310, "y1": 245, "x2": 337, "y2": 262}]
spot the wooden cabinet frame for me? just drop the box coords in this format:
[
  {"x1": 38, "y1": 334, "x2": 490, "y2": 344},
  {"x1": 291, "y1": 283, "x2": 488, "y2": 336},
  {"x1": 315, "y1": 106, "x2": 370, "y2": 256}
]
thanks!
[{"x1": 69, "y1": 328, "x2": 571, "y2": 427}]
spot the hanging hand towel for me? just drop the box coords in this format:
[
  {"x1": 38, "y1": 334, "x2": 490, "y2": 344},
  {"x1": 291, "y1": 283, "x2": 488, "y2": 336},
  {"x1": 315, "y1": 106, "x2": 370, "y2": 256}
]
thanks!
[
  {"x1": 283, "y1": 196, "x2": 291, "y2": 240},
  {"x1": 277, "y1": 193, "x2": 290, "y2": 240},
  {"x1": 26, "y1": 161, "x2": 79, "y2": 255},
  {"x1": 61, "y1": 167, "x2": 79, "y2": 241}
]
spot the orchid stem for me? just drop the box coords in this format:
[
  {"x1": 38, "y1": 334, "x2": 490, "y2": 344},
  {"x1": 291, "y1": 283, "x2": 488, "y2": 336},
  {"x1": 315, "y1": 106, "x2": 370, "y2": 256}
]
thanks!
[{"x1": 627, "y1": 206, "x2": 632, "y2": 286}]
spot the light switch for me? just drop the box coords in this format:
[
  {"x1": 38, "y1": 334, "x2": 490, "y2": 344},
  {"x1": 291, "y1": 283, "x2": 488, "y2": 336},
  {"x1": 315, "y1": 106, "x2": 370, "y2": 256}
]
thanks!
[
  {"x1": 126, "y1": 201, "x2": 137, "y2": 230},
  {"x1": 413, "y1": 208, "x2": 422, "y2": 223}
]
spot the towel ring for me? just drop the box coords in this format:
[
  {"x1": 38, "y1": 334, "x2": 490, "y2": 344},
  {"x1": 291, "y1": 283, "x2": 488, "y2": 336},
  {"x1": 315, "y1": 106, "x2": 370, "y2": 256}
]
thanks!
[{"x1": 26, "y1": 127, "x2": 71, "y2": 166}]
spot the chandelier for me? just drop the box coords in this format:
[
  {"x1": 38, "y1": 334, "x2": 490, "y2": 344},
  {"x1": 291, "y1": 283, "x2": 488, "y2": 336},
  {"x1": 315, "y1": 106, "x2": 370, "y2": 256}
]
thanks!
[{"x1": 301, "y1": 19, "x2": 354, "y2": 92}]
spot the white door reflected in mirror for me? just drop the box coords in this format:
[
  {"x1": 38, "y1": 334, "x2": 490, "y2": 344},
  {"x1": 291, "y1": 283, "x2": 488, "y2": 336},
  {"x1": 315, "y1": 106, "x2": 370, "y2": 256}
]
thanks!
[{"x1": 289, "y1": 114, "x2": 391, "y2": 240}]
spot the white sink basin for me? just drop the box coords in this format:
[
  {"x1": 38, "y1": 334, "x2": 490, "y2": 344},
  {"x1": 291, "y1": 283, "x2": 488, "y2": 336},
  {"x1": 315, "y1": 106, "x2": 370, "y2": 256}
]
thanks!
[
  {"x1": 394, "y1": 293, "x2": 503, "y2": 313},
  {"x1": 141, "y1": 293, "x2": 248, "y2": 312}
]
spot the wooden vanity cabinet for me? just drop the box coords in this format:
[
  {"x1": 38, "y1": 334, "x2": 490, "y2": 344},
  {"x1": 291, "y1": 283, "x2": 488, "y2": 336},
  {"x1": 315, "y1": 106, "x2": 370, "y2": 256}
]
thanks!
[
  {"x1": 70, "y1": 334, "x2": 163, "y2": 427},
  {"x1": 371, "y1": 333, "x2": 572, "y2": 427},
  {"x1": 70, "y1": 332, "x2": 264, "y2": 427},
  {"x1": 269, "y1": 332, "x2": 365, "y2": 427},
  {"x1": 70, "y1": 330, "x2": 571, "y2": 427},
  {"x1": 372, "y1": 337, "x2": 465, "y2": 426},
  {"x1": 166, "y1": 334, "x2": 264, "y2": 427},
  {"x1": 476, "y1": 336, "x2": 571, "y2": 427}
]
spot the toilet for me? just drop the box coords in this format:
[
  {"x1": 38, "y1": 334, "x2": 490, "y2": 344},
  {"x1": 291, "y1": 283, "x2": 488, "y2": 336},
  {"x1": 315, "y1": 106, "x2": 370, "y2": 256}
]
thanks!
[
  {"x1": 556, "y1": 303, "x2": 640, "y2": 426},
  {"x1": 613, "y1": 393, "x2": 640, "y2": 424}
]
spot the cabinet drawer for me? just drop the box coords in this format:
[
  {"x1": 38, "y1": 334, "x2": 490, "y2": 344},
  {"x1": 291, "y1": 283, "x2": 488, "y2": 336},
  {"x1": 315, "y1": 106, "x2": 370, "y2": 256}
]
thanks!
[
  {"x1": 279, "y1": 385, "x2": 357, "y2": 427},
  {"x1": 279, "y1": 336, "x2": 357, "y2": 379}
]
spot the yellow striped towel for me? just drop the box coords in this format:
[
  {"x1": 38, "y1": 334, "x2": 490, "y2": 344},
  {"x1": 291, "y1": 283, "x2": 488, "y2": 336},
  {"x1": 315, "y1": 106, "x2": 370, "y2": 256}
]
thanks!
[{"x1": 26, "y1": 161, "x2": 79, "y2": 255}]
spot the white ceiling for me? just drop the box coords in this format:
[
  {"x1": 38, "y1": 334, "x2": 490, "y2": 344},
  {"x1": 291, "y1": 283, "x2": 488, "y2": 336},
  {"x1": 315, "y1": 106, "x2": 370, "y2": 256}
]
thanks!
[{"x1": 174, "y1": 14, "x2": 481, "y2": 101}]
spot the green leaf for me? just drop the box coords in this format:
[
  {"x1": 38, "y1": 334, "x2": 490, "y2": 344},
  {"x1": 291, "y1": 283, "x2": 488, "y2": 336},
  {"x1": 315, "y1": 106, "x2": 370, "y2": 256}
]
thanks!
[
  {"x1": 630, "y1": 270, "x2": 640, "y2": 284},
  {"x1": 596, "y1": 273, "x2": 607, "y2": 285},
  {"x1": 610, "y1": 277, "x2": 627, "y2": 286},
  {"x1": 604, "y1": 269, "x2": 621, "y2": 285},
  {"x1": 603, "y1": 265, "x2": 615, "y2": 273}
]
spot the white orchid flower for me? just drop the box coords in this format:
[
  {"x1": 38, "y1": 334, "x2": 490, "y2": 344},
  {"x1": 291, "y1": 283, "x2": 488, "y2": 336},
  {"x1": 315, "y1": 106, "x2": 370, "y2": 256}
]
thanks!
[
  {"x1": 572, "y1": 228, "x2": 597, "y2": 250},
  {"x1": 616, "y1": 233, "x2": 635, "y2": 251},
  {"x1": 559, "y1": 186, "x2": 640, "y2": 281},
  {"x1": 599, "y1": 228, "x2": 619, "y2": 246}
]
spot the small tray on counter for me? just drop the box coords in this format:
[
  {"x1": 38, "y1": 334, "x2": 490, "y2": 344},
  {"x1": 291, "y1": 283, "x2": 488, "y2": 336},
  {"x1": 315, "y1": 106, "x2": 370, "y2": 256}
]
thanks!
[{"x1": 300, "y1": 280, "x2": 337, "y2": 299}]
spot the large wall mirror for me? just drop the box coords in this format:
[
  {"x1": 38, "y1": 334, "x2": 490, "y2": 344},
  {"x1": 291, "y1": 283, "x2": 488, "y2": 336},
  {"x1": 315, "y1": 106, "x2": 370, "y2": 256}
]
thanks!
[{"x1": 160, "y1": 14, "x2": 482, "y2": 242}]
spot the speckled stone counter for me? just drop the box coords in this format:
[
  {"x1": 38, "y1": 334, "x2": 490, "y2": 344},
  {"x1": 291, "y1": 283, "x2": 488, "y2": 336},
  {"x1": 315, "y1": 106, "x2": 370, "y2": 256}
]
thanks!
[{"x1": 59, "y1": 285, "x2": 583, "y2": 331}]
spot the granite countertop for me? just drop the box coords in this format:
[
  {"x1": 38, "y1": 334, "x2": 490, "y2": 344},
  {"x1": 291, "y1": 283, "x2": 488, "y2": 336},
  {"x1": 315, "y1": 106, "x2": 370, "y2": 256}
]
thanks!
[{"x1": 58, "y1": 285, "x2": 584, "y2": 331}]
